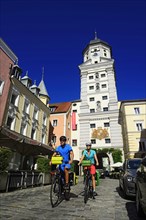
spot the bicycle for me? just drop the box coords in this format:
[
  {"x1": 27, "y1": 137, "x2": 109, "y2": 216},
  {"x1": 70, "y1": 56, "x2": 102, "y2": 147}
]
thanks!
[
  {"x1": 50, "y1": 156, "x2": 71, "y2": 208},
  {"x1": 81, "y1": 160, "x2": 95, "y2": 204}
]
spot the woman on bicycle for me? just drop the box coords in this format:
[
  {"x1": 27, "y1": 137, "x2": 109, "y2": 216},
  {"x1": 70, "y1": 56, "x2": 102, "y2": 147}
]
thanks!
[
  {"x1": 78, "y1": 142, "x2": 99, "y2": 196},
  {"x1": 50, "y1": 136, "x2": 74, "y2": 189}
]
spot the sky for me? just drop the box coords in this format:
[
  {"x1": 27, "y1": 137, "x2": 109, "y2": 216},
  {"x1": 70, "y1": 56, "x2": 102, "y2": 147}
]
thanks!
[{"x1": 0, "y1": 0, "x2": 146, "y2": 103}]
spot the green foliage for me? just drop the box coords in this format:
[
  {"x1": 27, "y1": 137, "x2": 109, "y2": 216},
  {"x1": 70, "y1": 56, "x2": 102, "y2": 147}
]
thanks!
[
  {"x1": 112, "y1": 149, "x2": 122, "y2": 163},
  {"x1": 0, "y1": 147, "x2": 12, "y2": 172},
  {"x1": 36, "y1": 157, "x2": 51, "y2": 173},
  {"x1": 96, "y1": 148, "x2": 122, "y2": 163}
]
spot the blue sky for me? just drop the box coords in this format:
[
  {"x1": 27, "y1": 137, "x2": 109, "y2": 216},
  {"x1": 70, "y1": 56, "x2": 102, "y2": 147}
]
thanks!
[{"x1": 1, "y1": 0, "x2": 146, "y2": 103}]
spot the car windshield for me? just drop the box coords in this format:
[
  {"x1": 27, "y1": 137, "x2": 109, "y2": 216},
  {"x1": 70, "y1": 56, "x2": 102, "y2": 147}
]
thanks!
[{"x1": 127, "y1": 160, "x2": 141, "y2": 169}]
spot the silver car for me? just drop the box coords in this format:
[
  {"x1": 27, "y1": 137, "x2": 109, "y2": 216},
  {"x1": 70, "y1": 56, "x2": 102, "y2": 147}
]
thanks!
[{"x1": 119, "y1": 158, "x2": 142, "y2": 198}]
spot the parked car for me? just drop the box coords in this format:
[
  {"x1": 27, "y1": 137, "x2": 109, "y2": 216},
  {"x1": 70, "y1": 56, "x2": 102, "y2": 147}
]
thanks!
[
  {"x1": 119, "y1": 158, "x2": 142, "y2": 198},
  {"x1": 136, "y1": 156, "x2": 146, "y2": 217}
]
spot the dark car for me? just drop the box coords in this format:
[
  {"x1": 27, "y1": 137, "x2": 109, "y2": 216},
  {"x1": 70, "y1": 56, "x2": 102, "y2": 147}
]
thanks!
[
  {"x1": 119, "y1": 158, "x2": 142, "y2": 198},
  {"x1": 136, "y1": 156, "x2": 146, "y2": 217}
]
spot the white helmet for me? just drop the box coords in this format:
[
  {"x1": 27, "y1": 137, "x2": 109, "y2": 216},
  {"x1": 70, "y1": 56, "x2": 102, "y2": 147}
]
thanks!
[{"x1": 86, "y1": 142, "x2": 91, "y2": 146}]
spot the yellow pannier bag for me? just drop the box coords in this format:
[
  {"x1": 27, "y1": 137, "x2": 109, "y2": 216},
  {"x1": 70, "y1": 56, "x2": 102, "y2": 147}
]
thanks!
[
  {"x1": 51, "y1": 156, "x2": 63, "y2": 165},
  {"x1": 81, "y1": 160, "x2": 91, "y2": 166}
]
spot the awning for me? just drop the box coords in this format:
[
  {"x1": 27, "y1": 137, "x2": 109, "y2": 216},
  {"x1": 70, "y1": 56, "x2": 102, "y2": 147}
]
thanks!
[{"x1": 0, "y1": 126, "x2": 54, "y2": 156}]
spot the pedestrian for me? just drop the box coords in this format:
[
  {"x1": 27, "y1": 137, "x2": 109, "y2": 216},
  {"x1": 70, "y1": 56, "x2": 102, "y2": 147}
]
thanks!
[
  {"x1": 50, "y1": 136, "x2": 74, "y2": 189},
  {"x1": 78, "y1": 142, "x2": 99, "y2": 196}
]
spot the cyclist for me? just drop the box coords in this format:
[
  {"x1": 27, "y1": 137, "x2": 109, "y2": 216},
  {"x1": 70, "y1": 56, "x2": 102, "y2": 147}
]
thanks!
[
  {"x1": 78, "y1": 142, "x2": 99, "y2": 196},
  {"x1": 50, "y1": 136, "x2": 74, "y2": 189}
]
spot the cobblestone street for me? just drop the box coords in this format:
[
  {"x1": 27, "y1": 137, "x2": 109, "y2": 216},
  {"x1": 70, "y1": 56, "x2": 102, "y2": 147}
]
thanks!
[{"x1": 0, "y1": 177, "x2": 145, "y2": 220}]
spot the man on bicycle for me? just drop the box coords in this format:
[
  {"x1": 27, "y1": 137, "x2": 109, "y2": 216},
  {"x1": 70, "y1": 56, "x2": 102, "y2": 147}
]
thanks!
[
  {"x1": 50, "y1": 136, "x2": 74, "y2": 189},
  {"x1": 78, "y1": 142, "x2": 99, "y2": 196}
]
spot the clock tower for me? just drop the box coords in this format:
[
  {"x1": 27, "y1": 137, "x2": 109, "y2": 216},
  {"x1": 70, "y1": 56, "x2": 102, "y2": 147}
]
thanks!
[{"x1": 78, "y1": 33, "x2": 123, "y2": 154}]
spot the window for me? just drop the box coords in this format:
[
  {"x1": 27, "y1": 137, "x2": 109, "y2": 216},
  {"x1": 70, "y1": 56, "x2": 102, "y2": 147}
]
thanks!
[
  {"x1": 90, "y1": 109, "x2": 95, "y2": 113},
  {"x1": 73, "y1": 103, "x2": 77, "y2": 106},
  {"x1": 91, "y1": 139, "x2": 96, "y2": 144},
  {"x1": 23, "y1": 100, "x2": 29, "y2": 114},
  {"x1": 136, "y1": 123, "x2": 143, "y2": 131},
  {"x1": 10, "y1": 94, "x2": 17, "y2": 105},
  {"x1": 42, "y1": 134, "x2": 45, "y2": 144},
  {"x1": 101, "y1": 74, "x2": 106, "y2": 77},
  {"x1": 20, "y1": 123, "x2": 27, "y2": 135},
  {"x1": 0, "y1": 80, "x2": 5, "y2": 95},
  {"x1": 31, "y1": 128, "x2": 36, "y2": 139},
  {"x1": 68, "y1": 122, "x2": 70, "y2": 129},
  {"x1": 7, "y1": 117, "x2": 13, "y2": 128},
  {"x1": 43, "y1": 114, "x2": 47, "y2": 126},
  {"x1": 90, "y1": 124, "x2": 96, "y2": 128},
  {"x1": 89, "y1": 86, "x2": 94, "y2": 90},
  {"x1": 52, "y1": 136, "x2": 56, "y2": 144},
  {"x1": 102, "y1": 84, "x2": 106, "y2": 88},
  {"x1": 33, "y1": 108, "x2": 38, "y2": 120},
  {"x1": 72, "y1": 139, "x2": 77, "y2": 146},
  {"x1": 104, "y1": 122, "x2": 110, "y2": 127},
  {"x1": 89, "y1": 76, "x2": 93, "y2": 79},
  {"x1": 134, "y1": 107, "x2": 140, "y2": 114},
  {"x1": 73, "y1": 109, "x2": 77, "y2": 112},
  {"x1": 105, "y1": 138, "x2": 111, "y2": 143},
  {"x1": 104, "y1": 53, "x2": 107, "y2": 57},
  {"x1": 53, "y1": 120, "x2": 57, "y2": 126},
  {"x1": 95, "y1": 61, "x2": 98, "y2": 63},
  {"x1": 103, "y1": 107, "x2": 108, "y2": 111},
  {"x1": 102, "y1": 96, "x2": 108, "y2": 100},
  {"x1": 89, "y1": 97, "x2": 95, "y2": 101}
]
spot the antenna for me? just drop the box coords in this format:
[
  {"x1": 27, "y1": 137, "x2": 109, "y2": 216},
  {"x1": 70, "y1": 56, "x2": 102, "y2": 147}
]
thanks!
[
  {"x1": 42, "y1": 66, "x2": 44, "y2": 80},
  {"x1": 94, "y1": 30, "x2": 97, "y2": 40}
]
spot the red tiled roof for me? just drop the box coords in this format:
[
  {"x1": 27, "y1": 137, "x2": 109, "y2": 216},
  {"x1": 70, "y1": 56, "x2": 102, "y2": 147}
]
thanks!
[{"x1": 49, "y1": 102, "x2": 71, "y2": 113}]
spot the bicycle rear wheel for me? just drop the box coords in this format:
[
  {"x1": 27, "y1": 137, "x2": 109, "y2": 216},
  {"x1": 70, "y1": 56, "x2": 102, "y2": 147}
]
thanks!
[
  {"x1": 50, "y1": 176, "x2": 61, "y2": 207},
  {"x1": 84, "y1": 177, "x2": 89, "y2": 204}
]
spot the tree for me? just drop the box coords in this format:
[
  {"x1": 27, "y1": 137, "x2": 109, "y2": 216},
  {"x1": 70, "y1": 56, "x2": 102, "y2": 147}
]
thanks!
[{"x1": 0, "y1": 147, "x2": 12, "y2": 172}]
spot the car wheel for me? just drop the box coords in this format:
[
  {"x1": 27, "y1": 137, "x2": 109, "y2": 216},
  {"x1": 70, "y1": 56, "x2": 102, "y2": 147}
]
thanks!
[
  {"x1": 123, "y1": 183, "x2": 128, "y2": 199},
  {"x1": 136, "y1": 188, "x2": 144, "y2": 217},
  {"x1": 119, "y1": 180, "x2": 122, "y2": 190}
]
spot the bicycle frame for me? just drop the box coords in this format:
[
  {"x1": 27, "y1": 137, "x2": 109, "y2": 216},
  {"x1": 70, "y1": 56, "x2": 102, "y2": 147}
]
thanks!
[
  {"x1": 50, "y1": 167, "x2": 70, "y2": 207},
  {"x1": 84, "y1": 167, "x2": 95, "y2": 203}
]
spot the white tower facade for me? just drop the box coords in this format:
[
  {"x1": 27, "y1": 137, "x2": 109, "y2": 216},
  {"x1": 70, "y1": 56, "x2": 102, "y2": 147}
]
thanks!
[{"x1": 78, "y1": 35, "x2": 123, "y2": 156}]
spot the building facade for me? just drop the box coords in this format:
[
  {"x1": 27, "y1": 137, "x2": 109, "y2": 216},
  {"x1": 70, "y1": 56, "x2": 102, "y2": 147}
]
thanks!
[
  {"x1": 119, "y1": 99, "x2": 146, "y2": 159},
  {"x1": 0, "y1": 38, "x2": 53, "y2": 170},
  {"x1": 78, "y1": 35, "x2": 123, "y2": 158},
  {"x1": 49, "y1": 102, "x2": 72, "y2": 147}
]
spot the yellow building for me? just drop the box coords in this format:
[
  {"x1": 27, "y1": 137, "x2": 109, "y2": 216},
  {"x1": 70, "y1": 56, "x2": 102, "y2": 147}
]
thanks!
[
  {"x1": 0, "y1": 38, "x2": 53, "y2": 170},
  {"x1": 119, "y1": 99, "x2": 146, "y2": 159}
]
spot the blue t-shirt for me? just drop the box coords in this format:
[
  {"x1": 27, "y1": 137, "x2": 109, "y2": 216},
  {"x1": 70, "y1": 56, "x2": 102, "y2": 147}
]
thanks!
[
  {"x1": 83, "y1": 149, "x2": 96, "y2": 164},
  {"x1": 55, "y1": 144, "x2": 73, "y2": 163}
]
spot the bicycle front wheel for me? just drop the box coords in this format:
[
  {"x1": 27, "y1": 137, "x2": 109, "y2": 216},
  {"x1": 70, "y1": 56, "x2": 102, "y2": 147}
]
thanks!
[{"x1": 50, "y1": 176, "x2": 61, "y2": 207}]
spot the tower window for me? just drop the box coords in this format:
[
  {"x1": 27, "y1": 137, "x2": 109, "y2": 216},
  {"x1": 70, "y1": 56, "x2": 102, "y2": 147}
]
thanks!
[
  {"x1": 89, "y1": 97, "x2": 94, "y2": 101},
  {"x1": 95, "y1": 61, "x2": 98, "y2": 64},
  {"x1": 90, "y1": 124, "x2": 96, "y2": 128},
  {"x1": 89, "y1": 75, "x2": 94, "y2": 79},
  {"x1": 102, "y1": 84, "x2": 107, "y2": 88},
  {"x1": 101, "y1": 74, "x2": 106, "y2": 77},
  {"x1": 90, "y1": 109, "x2": 95, "y2": 113},
  {"x1": 89, "y1": 86, "x2": 94, "y2": 90},
  {"x1": 103, "y1": 107, "x2": 108, "y2": 111},
  {"x1": 105, "y1": 138, "x2": 111, "y2": 143},
  {"x1": 102, "y1": 96, "x2": 108, "y2": 100}
]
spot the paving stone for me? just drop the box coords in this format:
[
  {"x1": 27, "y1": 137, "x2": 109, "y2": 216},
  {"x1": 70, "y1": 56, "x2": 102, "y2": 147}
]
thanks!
[{"x1": 0, "y1": 177, "x2": 145, "y2": 220}]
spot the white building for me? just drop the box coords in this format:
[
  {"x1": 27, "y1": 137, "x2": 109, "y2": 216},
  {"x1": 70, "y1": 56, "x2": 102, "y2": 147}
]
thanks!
[{"x1": 71, "y1": 34, "x2": 123, "y2": 160}]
